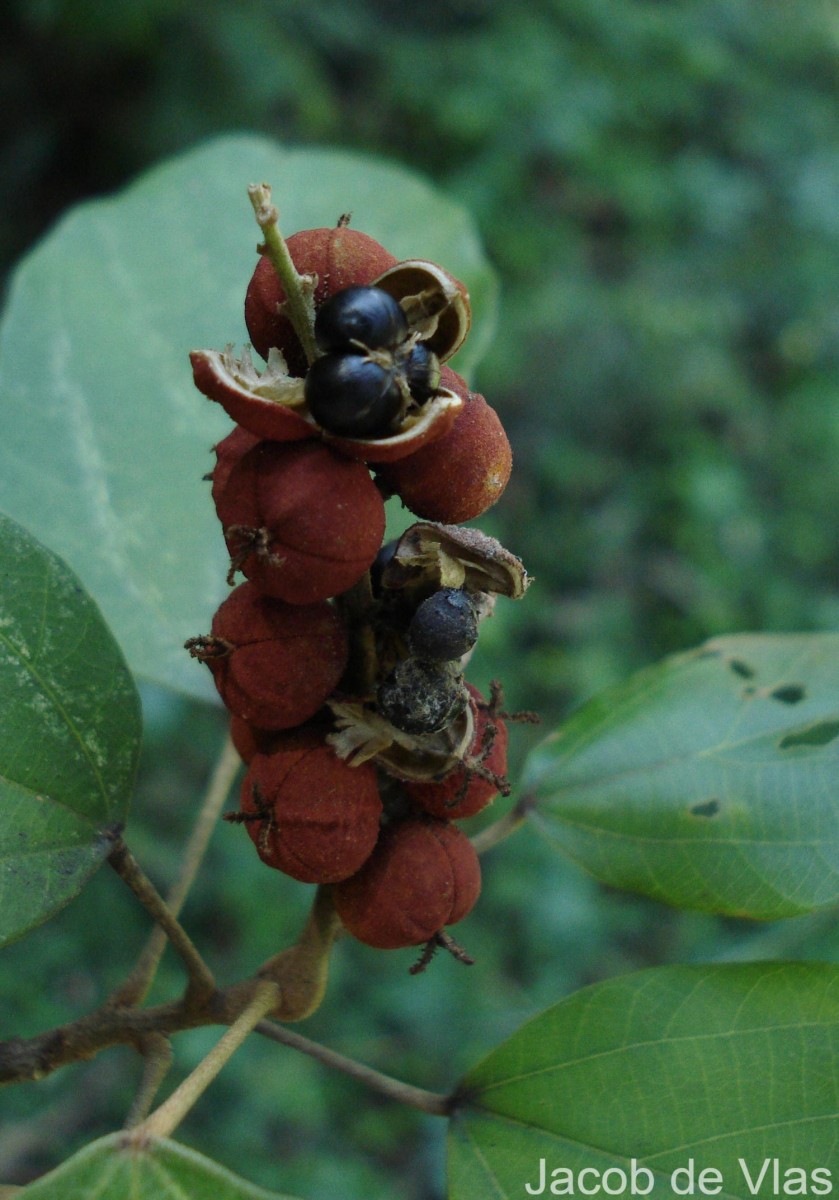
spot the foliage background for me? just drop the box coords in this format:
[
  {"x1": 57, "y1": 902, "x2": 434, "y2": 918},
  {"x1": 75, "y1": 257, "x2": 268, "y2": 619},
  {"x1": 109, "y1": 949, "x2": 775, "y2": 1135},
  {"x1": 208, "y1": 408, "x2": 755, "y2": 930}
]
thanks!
[{"x1": 3, "y1": 2, "x2": 839, "y2": 1198}]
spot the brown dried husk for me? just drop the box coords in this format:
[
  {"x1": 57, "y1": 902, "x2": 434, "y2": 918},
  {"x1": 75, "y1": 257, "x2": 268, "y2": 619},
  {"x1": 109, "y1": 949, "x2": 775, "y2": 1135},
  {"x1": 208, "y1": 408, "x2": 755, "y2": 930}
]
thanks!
[
  {"x1": 381, "y1": 522, "x2": 530, "y2": 603},
  {"x1": 372, "y1": 260, "x2": 471, "y2": 362},
  {"x1": 326, "y1": 697, "x2": 475, "y2": 782}
]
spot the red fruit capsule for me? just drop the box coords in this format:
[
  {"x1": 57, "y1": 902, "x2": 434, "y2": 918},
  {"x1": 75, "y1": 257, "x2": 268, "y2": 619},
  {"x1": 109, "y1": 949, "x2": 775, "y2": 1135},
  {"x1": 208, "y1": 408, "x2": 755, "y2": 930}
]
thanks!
[
  {"x1": 404, "y1": 688, "x2": 509, "y2": 820},
  {"x1": 332, "y1": 816, "x2": 481, "y2": 949},
  {"x1": 376, "y1": 374, "x2": 512, "y2": 523},
  {"x1": 238, "y1": 734, "x2": 382, "y2": 884},
  {"x1": 245, "y1": 227, "x2": 399, "y2": 372},
  {"x1": 209, "y1": 426, "x2": 261, "y2": 508},
  {"x1": 216, "y1": 439, "x2": 386, "y2": 603},
  {"x1": 187, "y1": 582, "x2": 348, "y2": 729},
  {"x1": 229, "y1": 715, "x2": 285, "y2": 764}
]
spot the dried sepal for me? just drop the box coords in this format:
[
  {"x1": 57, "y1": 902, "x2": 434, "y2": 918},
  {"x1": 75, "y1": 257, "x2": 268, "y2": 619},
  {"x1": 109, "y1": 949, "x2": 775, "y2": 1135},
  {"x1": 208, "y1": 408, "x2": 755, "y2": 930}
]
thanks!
[{"x1": 381, "y1": 522, "x2": 530, "y2": 601}]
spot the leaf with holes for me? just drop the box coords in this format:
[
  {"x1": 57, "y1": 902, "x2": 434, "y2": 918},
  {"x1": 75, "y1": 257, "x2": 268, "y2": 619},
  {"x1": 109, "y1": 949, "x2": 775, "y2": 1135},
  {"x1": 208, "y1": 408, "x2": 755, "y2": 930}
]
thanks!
[
  {"x1": 15, "y1": 1133, "x2": 302, "y2": 1199},
  {"x1": 0, "y1": 513, "x2": 140, "y2": 946},
  {"x1": 521, "y1": 632, "x2": 839, "y2": 918},
  {"x1": 448, "y1": 962, "x2": 839, "y2": 1199},
  {"x1": 0, "y1": 135, "x2": 497, "y2": 700}
]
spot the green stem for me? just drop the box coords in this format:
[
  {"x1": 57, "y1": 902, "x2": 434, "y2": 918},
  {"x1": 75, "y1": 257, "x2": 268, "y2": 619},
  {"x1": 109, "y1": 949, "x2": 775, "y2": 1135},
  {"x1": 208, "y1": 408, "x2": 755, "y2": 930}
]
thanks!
[
  {"x1": 127, "y1": 981, "x2": 280, "y2": 1143},
  {"x1": 255, "y1": 1019, "x2": 451, "y2": 1116},
  {"x1": 248, "y1": 182, "x2": 319, "y2": 365},
  {"x1": 470, "y1": 794, "x2": 534, "y2": 856},
  {"x1": 164, "y1": 732, "x2": 241, "y2": 921}
]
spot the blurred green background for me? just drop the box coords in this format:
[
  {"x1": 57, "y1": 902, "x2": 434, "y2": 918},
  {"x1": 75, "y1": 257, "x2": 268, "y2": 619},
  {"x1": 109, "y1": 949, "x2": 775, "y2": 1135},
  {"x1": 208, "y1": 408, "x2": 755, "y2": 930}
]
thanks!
[{"x1": 3, "y1": 2, "x2": 839, "y2": 1198}]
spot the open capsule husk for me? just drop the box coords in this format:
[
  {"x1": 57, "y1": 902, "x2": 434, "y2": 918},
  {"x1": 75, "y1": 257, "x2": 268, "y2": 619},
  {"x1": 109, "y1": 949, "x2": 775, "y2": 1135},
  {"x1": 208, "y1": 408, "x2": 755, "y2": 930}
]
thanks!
[
  {"x1": 327, "y1": 698, "x2": 475, "y2": 782},
  {"x1": 373, "y1": 260, "x2": 471, "y2": 362}
]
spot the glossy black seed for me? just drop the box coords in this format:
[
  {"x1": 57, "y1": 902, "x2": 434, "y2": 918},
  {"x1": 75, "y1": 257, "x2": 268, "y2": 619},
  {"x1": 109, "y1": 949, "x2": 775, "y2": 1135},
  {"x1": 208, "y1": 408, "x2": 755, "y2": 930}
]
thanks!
[
  {"x1": 408, "y1": 589, "x2": 478, "y2": 661},
  {"x1": 403, "y1": 342, "x2": 441, "y2": 403},
  {"x1": 377, "y1": 658, "x2": 466, "y2": 734},
  {"x1": 315, "y1": 286, "x2": 408, "y2": 353},
  {"x1": 305, "y1": 352, "x2": 403, "y2": 437}
]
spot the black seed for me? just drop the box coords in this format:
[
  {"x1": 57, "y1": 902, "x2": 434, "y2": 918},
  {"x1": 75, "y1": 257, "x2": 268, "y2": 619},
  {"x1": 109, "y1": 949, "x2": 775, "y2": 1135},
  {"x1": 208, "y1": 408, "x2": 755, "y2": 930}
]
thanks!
[
  {"x1": 408, "y1": 589, "x2": 478, "y2": 662},
  {"x1": 315, "y1": 285, "x2": 408, "y2": 353},
  {"x1": 402, "y1": 342, "x2": 441, "y2": 403},
  {"x1": 305, "y1": 352, "x2": 403, "y2": 437}
]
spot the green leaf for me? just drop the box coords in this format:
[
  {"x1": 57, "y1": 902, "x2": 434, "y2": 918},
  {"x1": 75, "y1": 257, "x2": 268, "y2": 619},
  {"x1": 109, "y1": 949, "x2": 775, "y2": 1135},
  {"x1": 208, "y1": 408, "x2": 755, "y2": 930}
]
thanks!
[
  {"x1": 521, "y1": 632, "x2": 839, "y2": 918},
  {"x1": 449, "y1": 962, "x2": 839, "y2": 1199},
  {"x1": 0, "y1": 135, "x2": 497, "y2": 700},
  {"x1": 0, "y1": 513, "x2": 140, "y2": 946},
  {"x1": 16, "y1": 1133, "x2": 302, "y2": 1199}
]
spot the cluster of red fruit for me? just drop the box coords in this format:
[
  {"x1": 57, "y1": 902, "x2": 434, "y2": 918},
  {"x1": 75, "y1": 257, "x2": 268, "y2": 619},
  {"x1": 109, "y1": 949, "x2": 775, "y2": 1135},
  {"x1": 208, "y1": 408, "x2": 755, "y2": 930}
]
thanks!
[{"x1": 187, "y1": 219, "x2": 528, "y2": 966}]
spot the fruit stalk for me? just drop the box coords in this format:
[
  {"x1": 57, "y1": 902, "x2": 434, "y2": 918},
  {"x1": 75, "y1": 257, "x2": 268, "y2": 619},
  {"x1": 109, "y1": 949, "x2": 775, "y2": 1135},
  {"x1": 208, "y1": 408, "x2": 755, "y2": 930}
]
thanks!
[
  {"x1": 248, "y1": 182, "x2": 319, "y2": 365},
  {"x1": 257, "y1": 887, "x2": 344, "y2": 1021}
]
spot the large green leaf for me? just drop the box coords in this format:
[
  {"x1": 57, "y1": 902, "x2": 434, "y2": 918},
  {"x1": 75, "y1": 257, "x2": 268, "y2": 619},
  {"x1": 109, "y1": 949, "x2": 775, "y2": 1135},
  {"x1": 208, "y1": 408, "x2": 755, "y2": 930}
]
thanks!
[
  {"x1": 521, "y1": 633, "x2": 839, "y2": 918},
  {"x1": 0, "y1": 513, "x2": 141, "y2": 945},
  {"x1": 16, "y1": 1133, "x2": 301, "y2": 1199},
  {"x1": 449, "y1": 962, "x2": 839, "y2": 1199},
  {"x1": 0, "y1": 135, "x2": 497, "y2": 700}
]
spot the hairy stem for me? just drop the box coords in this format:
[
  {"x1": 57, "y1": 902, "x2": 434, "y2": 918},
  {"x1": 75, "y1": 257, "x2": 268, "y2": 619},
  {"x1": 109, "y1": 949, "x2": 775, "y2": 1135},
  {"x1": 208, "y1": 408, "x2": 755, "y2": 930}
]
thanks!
[
  {"x1": 0, "y1": 984, "x2": 252, "y2": 1086},
  {"x1": 0, "y1": 883, "x2": 336, "y2": 1087},
  {"x1": 128, "y1": 981, "x2": 280, "y2": 1143},
  {"x1": 248, "y1": 182, "x2": 319, "y2": 366},
  {"x1": 0, "y1": 889, "x2": 335, "y2": 1086},
  {"x1": 0, "y1": 981, "x2": 453, "y2": 1119},
  {"x1": 111, "y1": 734, "x2": 240, "y2": 1008},
  {"x1": 107, "y1": 840, "x2": 215, "y2": 1003},
  {"x1": 255, "y1": 1020, "x2": 451, "y2": 1116}
]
